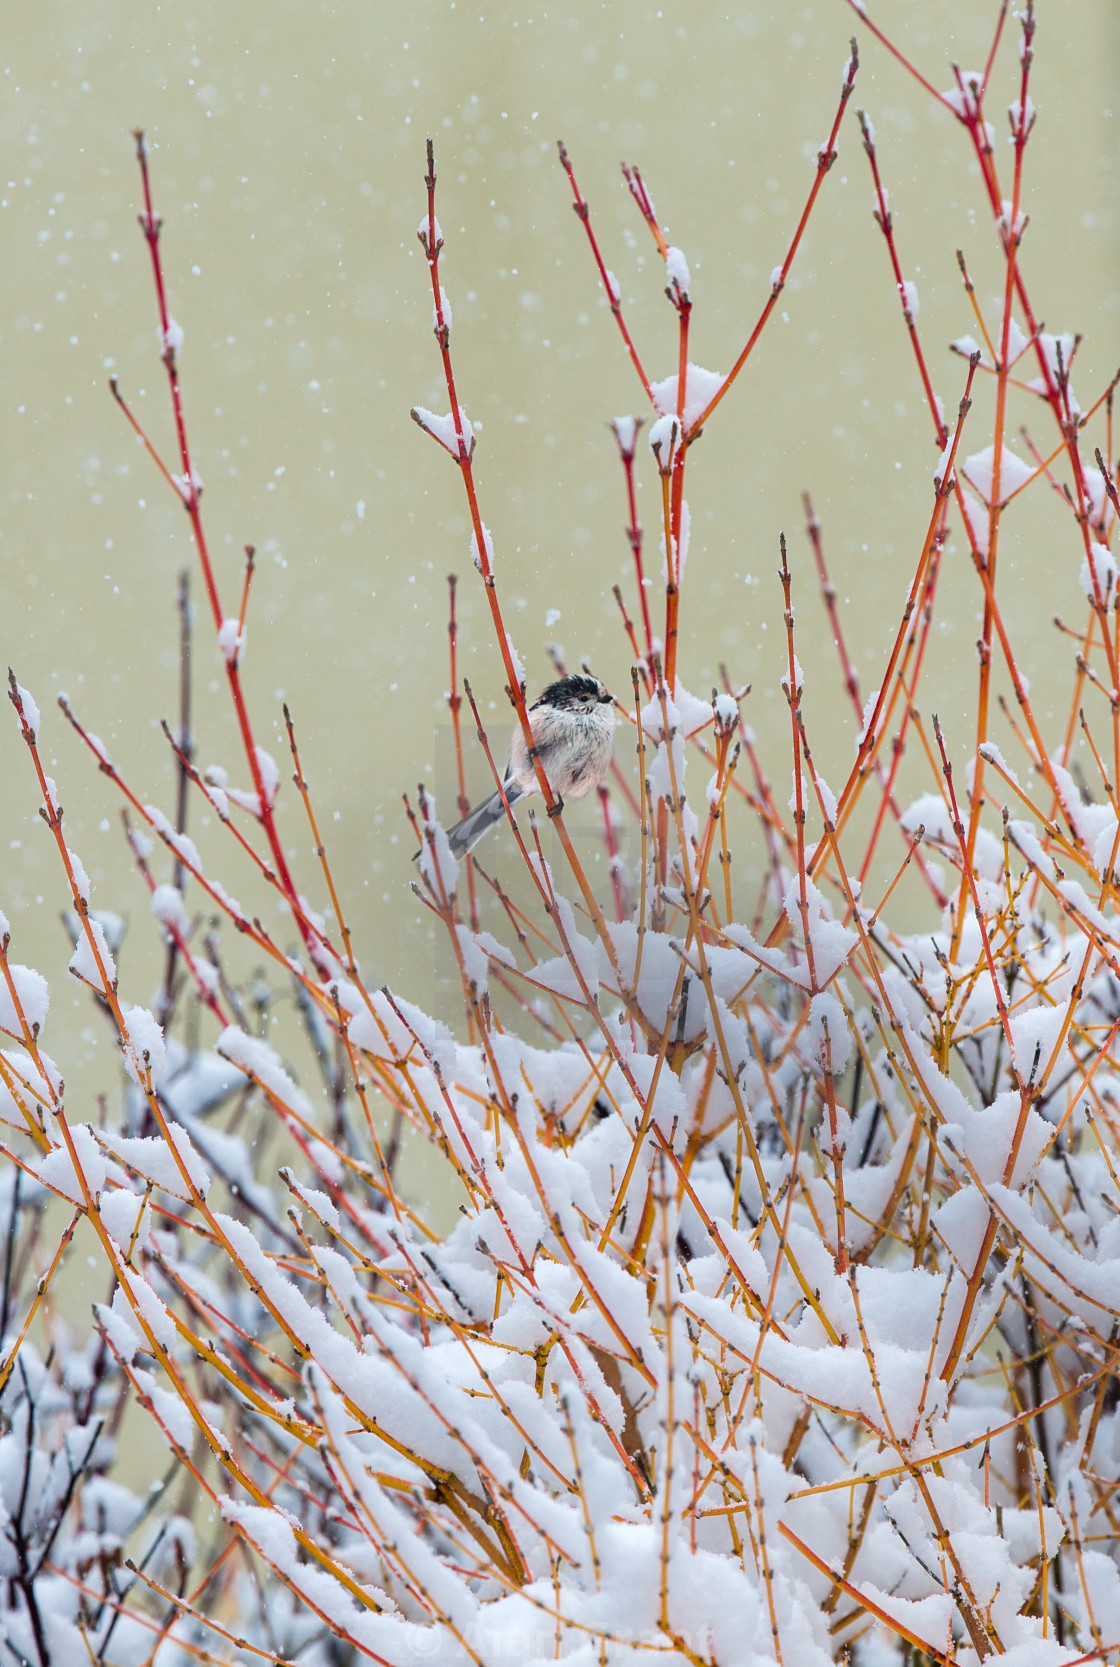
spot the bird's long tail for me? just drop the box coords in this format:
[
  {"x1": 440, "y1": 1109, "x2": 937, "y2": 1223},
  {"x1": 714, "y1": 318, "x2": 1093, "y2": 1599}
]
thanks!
[{"x1": 446, "y1": 781, "x2": 523, "y2": 859}]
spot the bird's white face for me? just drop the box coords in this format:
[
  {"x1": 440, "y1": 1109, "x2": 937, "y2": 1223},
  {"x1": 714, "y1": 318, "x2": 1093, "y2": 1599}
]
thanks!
[{"x1": 574, "y1": 680, "x2": 607, "y2": 713}]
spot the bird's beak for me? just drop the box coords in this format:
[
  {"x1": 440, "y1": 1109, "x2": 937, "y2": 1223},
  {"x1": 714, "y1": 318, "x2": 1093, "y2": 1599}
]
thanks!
[{"x1": 598, "y1": 690, "x2": 613, "y2": 704}]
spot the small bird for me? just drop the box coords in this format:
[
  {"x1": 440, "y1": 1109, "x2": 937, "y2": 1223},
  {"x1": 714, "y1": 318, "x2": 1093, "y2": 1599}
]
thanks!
[{"x1": 444, "y1": 673, "x2": 615, "y2": 859}]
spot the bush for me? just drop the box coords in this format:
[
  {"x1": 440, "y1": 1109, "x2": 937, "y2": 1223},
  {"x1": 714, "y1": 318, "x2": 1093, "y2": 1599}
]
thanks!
[{"x1": 2, "y1": 3, "x2": 1119, "y2": 1662}]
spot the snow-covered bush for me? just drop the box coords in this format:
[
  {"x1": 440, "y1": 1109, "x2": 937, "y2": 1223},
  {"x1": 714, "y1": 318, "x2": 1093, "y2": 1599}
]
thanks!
[{"x1": 4, "y1": 4, "x2": 1120, "y2": 1662}]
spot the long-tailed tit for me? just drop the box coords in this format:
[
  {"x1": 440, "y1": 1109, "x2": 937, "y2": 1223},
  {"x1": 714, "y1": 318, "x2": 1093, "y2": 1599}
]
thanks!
[{"x1": 445, "y1": 673, "x2": 615, "y2": 859}]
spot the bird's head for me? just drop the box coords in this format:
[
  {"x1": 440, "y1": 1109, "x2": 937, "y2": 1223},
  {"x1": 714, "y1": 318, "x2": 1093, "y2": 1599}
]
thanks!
[{"x1": 535, "y1": 673, "x2": 613, "y2": 713}]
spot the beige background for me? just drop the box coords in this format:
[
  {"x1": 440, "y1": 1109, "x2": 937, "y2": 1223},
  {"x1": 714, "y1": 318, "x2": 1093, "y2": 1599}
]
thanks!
[{"x1": 0, "y1": 1, "x2": 1117, "y2": 1128}]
